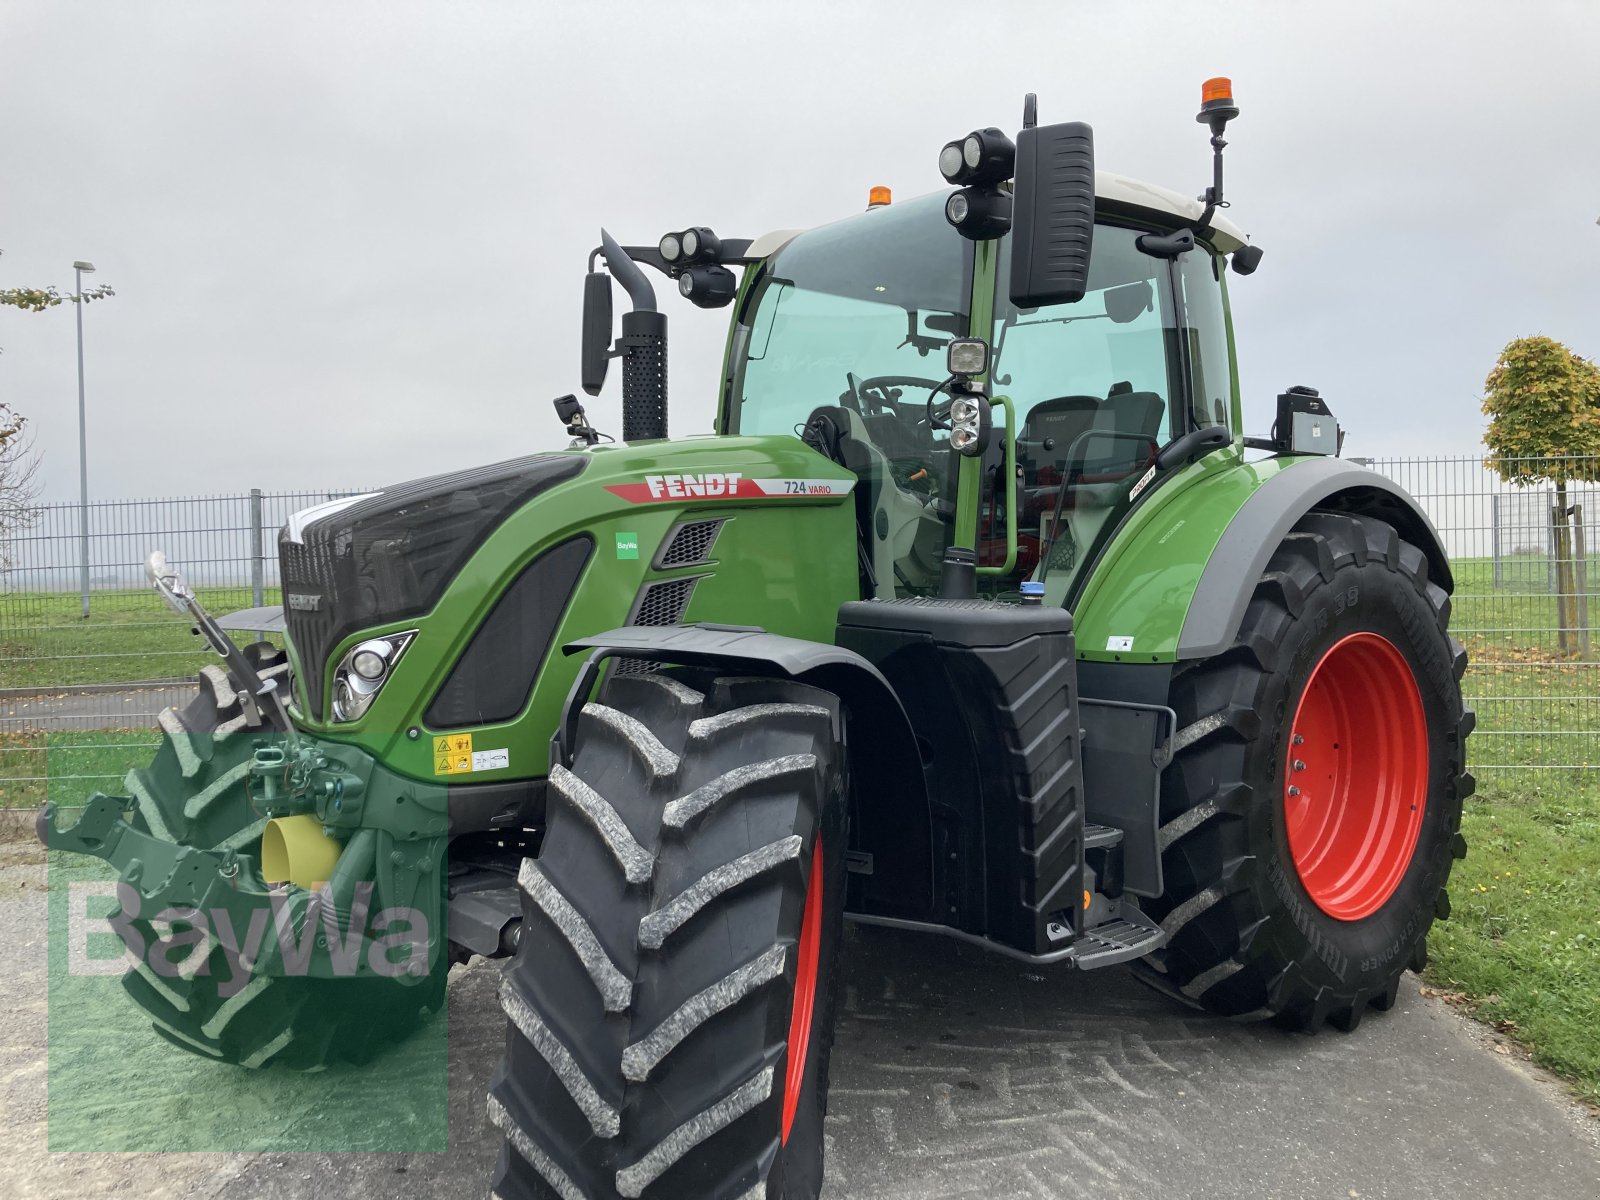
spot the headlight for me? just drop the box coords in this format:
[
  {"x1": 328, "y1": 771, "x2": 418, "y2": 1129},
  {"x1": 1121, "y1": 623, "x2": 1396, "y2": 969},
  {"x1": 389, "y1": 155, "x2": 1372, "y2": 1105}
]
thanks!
[
  {"x1": 658, "y1": 233, "x2": 682, "y2": 263},
  {"x1": 681, "y1": 228, "x2": 699, "y2": 258},
  {"x1": 331, "y1": 632, "x2": 415, "y2": 722}
]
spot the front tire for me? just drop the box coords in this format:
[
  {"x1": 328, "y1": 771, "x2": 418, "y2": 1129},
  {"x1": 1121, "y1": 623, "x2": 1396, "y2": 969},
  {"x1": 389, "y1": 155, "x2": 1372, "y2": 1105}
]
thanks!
[
  {"x1": 491, "y1": 671, "x2": 847, "y2": 1200},
  {"x1": 1146, "y1": 511, "x2": 1473, "y2": 1030}
]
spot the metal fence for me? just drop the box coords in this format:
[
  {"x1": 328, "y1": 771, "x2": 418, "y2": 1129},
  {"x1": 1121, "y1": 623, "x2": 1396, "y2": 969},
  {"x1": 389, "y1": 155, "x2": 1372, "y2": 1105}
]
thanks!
[
  {"x1": 2, "y1": 458, "x2": 1596, "y2": 810},
  {"x1": 1355, "y1": 455, "x2": 1600, "y2": 776}
]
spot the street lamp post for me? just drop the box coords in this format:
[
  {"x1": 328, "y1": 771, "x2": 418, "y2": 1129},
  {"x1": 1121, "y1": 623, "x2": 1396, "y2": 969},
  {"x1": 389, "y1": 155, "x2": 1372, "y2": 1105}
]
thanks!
[{"x1": 74, "y1": 260, "x2": 95, "y2": 619}]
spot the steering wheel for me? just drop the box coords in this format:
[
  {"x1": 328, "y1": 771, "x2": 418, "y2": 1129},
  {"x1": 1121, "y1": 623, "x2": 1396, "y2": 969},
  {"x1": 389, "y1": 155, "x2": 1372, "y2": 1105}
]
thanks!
[{"x1": 847, "y1": 373, "x2": 947, "y2": 417}]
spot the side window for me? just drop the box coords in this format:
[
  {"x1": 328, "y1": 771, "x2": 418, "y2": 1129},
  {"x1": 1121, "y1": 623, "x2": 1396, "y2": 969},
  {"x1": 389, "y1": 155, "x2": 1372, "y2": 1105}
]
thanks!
[
  {"x1": 1176, "y1": 249, "x2": 1235, "y2": 431},
  {"x1": 993, "y1": 225, "x2": 1179, "y2": 452}
]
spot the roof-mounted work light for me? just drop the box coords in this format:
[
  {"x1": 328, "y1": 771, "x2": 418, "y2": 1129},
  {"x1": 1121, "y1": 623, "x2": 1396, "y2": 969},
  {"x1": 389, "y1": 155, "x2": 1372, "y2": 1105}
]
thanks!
[
  {"x1": 659, "y1": 227, "x2": 723, "y2": 268},
  {"x1": 678, "y1": 264, "x2": 738, "y2": 308},
  {"x1": 938, "y1": 127, "x2": 1015, "y2": 187},
  {"x1": 945, "y1": 187, "x2": 1012, "y2": 241}
]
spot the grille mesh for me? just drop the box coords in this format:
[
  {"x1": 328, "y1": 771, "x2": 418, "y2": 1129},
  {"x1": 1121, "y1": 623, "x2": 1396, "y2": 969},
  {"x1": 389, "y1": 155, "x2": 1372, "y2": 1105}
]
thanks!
[
  {"x1": 631, "y1": 577, "x2": 697, "y2": 627},
  {"x1": 616, "y1": 576, "x2": 700, "y2": 675},
  {"x1": 657, "y1": 519, "x2": 724, "y2": 567}
]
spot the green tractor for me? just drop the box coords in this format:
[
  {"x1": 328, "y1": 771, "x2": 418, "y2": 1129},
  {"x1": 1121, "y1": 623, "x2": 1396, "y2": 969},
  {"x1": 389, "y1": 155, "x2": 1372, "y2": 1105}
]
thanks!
[{"x1": 42, "y1": 80, "x2": 1471, "y2": 1199}]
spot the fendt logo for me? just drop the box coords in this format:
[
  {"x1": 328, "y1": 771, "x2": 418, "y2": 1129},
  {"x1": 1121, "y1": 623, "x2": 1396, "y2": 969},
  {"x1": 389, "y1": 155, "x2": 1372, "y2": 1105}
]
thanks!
[
  {"x1": 604, "y1": 473, "x2": 854, "y2": 504},
  {"x1": 645, "y1": 472, "x2": 742, "y2": 498},
  {"x1": 286, "y1": 592, "x2": 322, "y2": 612}
]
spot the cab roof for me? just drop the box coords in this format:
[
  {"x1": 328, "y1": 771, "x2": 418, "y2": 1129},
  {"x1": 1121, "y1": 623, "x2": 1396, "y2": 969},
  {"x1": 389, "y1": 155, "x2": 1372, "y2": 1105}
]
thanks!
[{"x1": 746, "y1": 170, "x2": 1250, "y2": 260}]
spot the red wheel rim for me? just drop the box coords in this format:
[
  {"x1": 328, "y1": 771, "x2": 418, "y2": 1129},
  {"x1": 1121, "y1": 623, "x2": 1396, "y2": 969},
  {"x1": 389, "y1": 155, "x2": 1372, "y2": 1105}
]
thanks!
[
  {"x1": 782, "y1": 836, "x2": 824, "y2": 1145},
  {"x1": 1284, "y1": 633, "x2": 1429, "y2": 921}
]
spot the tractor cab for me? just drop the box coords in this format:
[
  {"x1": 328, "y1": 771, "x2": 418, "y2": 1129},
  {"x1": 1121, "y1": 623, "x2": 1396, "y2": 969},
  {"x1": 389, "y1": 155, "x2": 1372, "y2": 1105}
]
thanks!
[{"x1": 725, "y1": 171, "x2": 1247, "y2": 607}]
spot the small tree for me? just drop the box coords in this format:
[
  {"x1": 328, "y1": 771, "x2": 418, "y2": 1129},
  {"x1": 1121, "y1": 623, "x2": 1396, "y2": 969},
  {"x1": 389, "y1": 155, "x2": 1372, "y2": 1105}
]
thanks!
[
  {"x1": 1482, "y1": 335, "x2": 1600, "y2": 653},
  {"x1": 0, "y1": 404, "x2": 40, "y2": 570}
]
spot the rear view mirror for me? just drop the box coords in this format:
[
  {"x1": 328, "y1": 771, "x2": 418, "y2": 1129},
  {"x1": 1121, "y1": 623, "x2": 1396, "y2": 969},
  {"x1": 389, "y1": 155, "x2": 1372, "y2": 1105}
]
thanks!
[
  {"x1": 1009, "y1": 121, "x2": 1096, "y2": 308},
  {"x1": 1105, "y1": 280, "x2": 1153, "y2": 324},
  {"x1": 581, "y1": 271, "x2": 613, "y2": 397}
]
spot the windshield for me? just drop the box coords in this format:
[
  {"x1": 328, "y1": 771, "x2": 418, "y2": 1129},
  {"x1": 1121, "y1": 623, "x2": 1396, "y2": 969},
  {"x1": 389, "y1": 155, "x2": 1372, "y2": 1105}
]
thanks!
[
  {"x1": 729, "y1": 191, "x2": 972, "y2": 439},
  {"x1": 727, "y1": 192, "x2": 973, "y2": 599}
]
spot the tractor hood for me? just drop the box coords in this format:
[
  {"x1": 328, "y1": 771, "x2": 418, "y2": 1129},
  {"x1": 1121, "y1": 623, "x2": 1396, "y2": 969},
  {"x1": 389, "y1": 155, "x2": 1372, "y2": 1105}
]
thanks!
[{"x1": 279, "y1": 453, "x2": 586, "y2": 718}]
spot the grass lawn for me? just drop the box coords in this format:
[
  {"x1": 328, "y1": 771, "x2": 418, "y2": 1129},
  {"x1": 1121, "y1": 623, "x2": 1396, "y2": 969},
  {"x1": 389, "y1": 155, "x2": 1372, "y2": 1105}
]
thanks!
[
  {"x1": 0, "y1": 587, "x2": 282, "y2": 689},
  {"x1": 1, "y1": 730, "x2": 158, "y2": 812},
  {"x1": 1425, "y1": 774, "x2": 1600, "y2": 1107}
]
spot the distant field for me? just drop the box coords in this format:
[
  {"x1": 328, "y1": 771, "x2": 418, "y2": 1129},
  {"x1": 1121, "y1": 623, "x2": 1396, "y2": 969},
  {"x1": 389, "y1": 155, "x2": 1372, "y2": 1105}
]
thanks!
[{"x1": 0, "y1": 587, "x2": 283, "y2": 690}]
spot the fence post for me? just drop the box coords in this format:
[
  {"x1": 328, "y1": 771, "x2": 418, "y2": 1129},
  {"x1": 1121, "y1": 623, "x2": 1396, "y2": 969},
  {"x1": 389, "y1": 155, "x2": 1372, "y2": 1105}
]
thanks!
[
  {"x1": 1491, "y1": 493, "x2": 1502, "y2": 589},
  {"x1": 250, "y1": 488, "x2": 265, "y2": 610},
  {"x1": 1575, "y1": 503, "x2": 1591, "y2": 658}
]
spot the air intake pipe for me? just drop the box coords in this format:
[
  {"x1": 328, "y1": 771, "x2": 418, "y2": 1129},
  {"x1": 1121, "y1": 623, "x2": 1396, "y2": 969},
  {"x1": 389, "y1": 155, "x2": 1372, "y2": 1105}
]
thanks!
[{"x1": 599, "y1": 229, "x2": 668, "y2": 442}]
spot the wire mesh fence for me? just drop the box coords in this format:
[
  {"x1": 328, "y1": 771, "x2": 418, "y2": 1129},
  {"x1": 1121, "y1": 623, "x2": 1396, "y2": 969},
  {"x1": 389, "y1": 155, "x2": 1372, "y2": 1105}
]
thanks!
[
  {"x1": 1353, "y1": 454, "x2": 1600, "y2": 778},
  {"x1": 1, "y1": 458, "x2": 1596, "y2": 813},
  {"x1": 0, "y1": 488, "x2": 363, "y2": 812}
]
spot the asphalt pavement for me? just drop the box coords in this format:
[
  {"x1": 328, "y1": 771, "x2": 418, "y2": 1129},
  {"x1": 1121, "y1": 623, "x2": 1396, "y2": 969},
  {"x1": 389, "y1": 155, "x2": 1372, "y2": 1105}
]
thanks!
[{"x1": 4, "y1": 847, "x2": 1597, "y2": 1200}]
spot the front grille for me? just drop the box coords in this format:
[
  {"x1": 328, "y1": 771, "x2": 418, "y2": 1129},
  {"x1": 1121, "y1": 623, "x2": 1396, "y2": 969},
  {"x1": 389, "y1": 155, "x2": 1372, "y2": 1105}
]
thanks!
[
  {"x1": 656, "y1": 519, "x2": 724, "y2": 567},
  {"x1": 282, "y1": 453, "x2": 586, "y2": 719}
]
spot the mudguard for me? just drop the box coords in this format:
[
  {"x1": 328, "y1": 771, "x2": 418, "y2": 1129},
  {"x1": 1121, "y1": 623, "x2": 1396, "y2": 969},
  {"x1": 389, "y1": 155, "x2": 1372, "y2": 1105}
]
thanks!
[
  {"x1": 1072, "y1": 455, "x2": 1451, "y2": 664},
  {"x1": 557, "y1": 623, "x2": 936, "y2": 918}
]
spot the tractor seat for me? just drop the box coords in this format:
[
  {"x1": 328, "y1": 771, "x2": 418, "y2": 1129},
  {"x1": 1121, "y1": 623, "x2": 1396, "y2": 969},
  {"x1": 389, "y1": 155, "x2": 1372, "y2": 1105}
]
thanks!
[{"x1": 1019, "y1": 395, "x2": 1101, "y2": 484}]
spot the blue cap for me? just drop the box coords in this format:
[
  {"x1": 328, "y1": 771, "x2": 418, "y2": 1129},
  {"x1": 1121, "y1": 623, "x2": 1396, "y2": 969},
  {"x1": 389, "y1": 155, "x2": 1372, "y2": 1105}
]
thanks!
[{"x1": 1019, "y1": 582, "x2": 1045, "y2": 597}]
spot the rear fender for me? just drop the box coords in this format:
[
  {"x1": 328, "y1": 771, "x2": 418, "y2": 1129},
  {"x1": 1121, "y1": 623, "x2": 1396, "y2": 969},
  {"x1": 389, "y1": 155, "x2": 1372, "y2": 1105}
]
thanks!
[
  {"x1": 558, "y1": 624, "x2": 935, "y2": 919},
  {"x1": 1072, "y1": 456, "x2": 1450, "y2": 663},
  {"x1": 1176, "y1": 459, "x2": 1452, "y2": 660}
]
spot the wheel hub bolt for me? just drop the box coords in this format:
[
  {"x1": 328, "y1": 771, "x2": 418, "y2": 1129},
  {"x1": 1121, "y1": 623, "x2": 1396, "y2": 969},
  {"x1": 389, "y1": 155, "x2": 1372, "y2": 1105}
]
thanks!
[
  {"x1": 1293, "y1": 759, "x2": 1307, "y2": 772},
  {"x1": 1293, "y1": 734, "x2": 1305, "y2": 745},
  {"x1": 1287, "y1": 785, "x2": 1302, "y2": 797}
]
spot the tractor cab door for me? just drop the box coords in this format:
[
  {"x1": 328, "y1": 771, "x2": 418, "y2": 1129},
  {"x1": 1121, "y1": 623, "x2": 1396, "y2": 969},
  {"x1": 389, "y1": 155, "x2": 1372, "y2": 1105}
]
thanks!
[
  {"x1": 726, "y1": 192, "x2": 976, "y2": 598},
  {"x1": 980, "y1": 223, "x2": 1236, "y2": 603}
]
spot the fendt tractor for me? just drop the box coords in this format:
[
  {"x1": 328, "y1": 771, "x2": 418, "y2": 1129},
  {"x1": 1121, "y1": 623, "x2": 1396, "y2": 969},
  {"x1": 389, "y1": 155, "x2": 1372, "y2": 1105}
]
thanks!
[{"x1": 43, "y1": 80, "x2": 1472, "y2": 1199}]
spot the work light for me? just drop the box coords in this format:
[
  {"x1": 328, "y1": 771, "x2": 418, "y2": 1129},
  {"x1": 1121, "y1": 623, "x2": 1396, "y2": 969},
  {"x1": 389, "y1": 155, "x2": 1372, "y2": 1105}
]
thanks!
[
  {"x1": 946, "y1": 338, "x2": 989, "y2": 378},
  {"x1": 944, "y1": 187, "x2": 1011, "y2": 240},
  {"x1": 658, "y1": 233, "x2": 682, "y2": 263},
  {"x1": 680, "y1": 226, "x2": 720, "y2": 263},
  {"x1": 678, "y1": 264, "x2": 738, "y2": 308},
  {"x1": 938, "y1": 127, "x2": 1015, "y2": 186}
]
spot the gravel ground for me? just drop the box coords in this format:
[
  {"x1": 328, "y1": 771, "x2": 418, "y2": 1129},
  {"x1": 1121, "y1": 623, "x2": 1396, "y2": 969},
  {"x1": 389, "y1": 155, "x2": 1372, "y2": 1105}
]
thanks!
[{"x1": 3, "y1": 844, "x2": 1596, "y2": 1200}]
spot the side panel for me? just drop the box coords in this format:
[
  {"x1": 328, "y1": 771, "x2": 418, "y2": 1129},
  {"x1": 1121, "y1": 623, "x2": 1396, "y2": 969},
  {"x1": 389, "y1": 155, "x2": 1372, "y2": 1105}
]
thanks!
[
  {"x1": 1073, "y1": 455, "x2": 1451, "y2": 663},
  {"x1": 296, "y1": 435, "x2": 860, "y2": 786}
]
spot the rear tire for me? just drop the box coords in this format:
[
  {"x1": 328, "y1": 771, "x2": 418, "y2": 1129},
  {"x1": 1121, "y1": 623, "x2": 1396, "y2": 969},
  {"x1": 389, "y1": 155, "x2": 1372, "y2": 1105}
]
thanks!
[
  {"x1": 490, "y1": 671, "x2": 847, "y2": 1200},
  {"x1": 1143, "y1": 512, "x2": 1473, "y2": 1031},
  {"x1": 118, "y1": 647, "x2": 446, "y2": 1069}
]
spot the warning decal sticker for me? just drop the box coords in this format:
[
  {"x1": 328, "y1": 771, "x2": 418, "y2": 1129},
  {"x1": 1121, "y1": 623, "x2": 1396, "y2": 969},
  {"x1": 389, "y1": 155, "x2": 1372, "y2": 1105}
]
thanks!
[
  {"x1": 433, "y1": 733, "x2": 509, "y2": 775},
  {"x1": 433, "y1": 733, "x2": 473, "y2": 775}
]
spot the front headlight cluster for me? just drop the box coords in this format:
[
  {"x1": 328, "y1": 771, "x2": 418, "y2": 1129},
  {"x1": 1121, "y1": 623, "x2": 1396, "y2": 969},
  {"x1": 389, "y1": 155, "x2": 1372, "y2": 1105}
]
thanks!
[{"x1": 331, "y1": 632, "x2": 415, "y2": 723}]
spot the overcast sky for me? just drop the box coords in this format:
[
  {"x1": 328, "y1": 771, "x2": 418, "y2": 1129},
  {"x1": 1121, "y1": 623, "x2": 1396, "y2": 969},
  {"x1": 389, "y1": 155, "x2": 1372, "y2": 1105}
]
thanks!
[{"x1": 3, "y1": 0, "x2": 1598, "y2": 502}]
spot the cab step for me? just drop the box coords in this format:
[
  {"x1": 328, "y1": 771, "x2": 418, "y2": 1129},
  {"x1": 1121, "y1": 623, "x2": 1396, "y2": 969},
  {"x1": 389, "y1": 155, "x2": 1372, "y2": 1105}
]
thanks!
[
  {"x1": 1066, "y1": 899, "x2": 1168, "y2": 969},
  {"x1": 1083, "y1": 822, "x2": 1123, "y2": 850}
]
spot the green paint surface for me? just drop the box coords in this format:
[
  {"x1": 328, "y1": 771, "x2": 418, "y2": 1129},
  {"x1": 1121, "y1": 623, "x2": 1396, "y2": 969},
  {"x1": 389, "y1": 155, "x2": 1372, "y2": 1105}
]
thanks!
[{"x1": 294, "y1": 434, "x2": 860, "y2": 785}]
